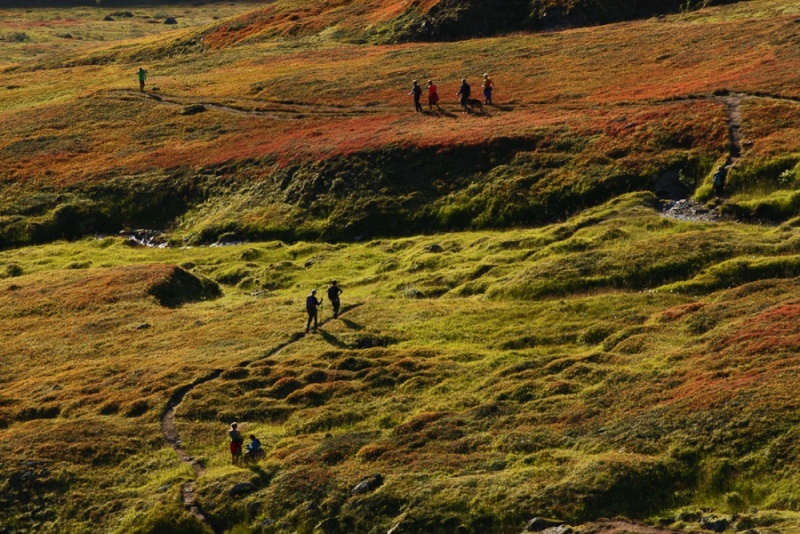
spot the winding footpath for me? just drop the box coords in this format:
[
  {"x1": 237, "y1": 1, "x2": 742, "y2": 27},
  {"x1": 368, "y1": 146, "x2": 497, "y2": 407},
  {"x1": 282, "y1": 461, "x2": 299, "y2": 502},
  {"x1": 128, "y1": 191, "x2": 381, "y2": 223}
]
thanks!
[{"x1": 159, "y1": 304, "x2": 362, "y2": 531}]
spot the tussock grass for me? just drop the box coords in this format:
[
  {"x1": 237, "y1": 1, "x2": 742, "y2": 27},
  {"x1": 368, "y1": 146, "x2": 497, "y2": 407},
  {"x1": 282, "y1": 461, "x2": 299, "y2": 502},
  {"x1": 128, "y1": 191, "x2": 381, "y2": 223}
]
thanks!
[{"x1": 4, "y1": 201, "x2": 800, "y2": 531}]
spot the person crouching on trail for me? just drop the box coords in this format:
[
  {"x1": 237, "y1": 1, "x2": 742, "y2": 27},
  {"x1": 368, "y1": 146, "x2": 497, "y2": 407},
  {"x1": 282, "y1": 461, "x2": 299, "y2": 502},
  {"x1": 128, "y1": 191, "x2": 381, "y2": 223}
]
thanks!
[
  {"x1": 229, "y1": 422, "x2": 244, "y2": 465},
  {"x1": 246, "y1": 435, "x2": 261, "y2": 453},
  {"x1": 306, "y1": 289, "x2": 323, "y2": 333},
  {"x1": 409, "y1": 80, "x2": 423, "y2": 113},
  {"x1": 137, "y1": 67, "x2": 147, "y2": 92},
  {"x1": 327, "y1": 280, "x2": 343, "y2": 319},
  {"x1": 457, "y1": 78, "x2": 471, "y2": 113}
]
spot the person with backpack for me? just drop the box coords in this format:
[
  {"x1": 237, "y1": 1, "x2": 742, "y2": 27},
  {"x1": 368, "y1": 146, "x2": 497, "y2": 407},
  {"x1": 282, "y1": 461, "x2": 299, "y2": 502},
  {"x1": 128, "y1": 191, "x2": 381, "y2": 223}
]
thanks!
[
  {"x1": 713, "y1": 165, "x2": 728, "y2": 199},
  {"x1": 409, "y1": 80, "x2": 423, "y2": 112},
  {"x1": 306, "y1": 289, "x2": 323, "y2": 333},
  {"x1": 427, "y1": 80, "x2": 442, "y2": 112},
  {"x1": 327, "y1": 280, "x2": 343, "y2": 319},
  {"x1": 456, "y1": 78, "x2": 471, "y2": 113}
]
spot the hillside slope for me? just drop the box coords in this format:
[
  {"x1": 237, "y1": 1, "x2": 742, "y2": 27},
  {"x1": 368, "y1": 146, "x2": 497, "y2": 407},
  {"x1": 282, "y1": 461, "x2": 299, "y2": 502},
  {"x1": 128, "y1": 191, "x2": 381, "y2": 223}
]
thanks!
[
  {"x1": 5, "y1": 196, "x2": 800, "y2": 533},
  {"x1": 1, "y1": 0, "x2": 799, "y2": 248}
]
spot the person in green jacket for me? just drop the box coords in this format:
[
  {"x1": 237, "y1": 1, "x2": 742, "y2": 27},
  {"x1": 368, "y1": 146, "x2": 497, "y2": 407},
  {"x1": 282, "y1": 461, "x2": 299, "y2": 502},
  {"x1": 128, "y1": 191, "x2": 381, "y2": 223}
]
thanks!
[{"x1": 137, "y1": 67, "x2": 147, "y2": 92}]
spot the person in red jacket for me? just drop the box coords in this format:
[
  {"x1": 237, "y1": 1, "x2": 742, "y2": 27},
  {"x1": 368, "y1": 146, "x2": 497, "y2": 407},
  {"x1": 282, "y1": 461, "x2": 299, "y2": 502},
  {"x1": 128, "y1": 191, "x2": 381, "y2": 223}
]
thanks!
[{"x1": 427, "y1": 80, "x2": 442, "y2": 112}]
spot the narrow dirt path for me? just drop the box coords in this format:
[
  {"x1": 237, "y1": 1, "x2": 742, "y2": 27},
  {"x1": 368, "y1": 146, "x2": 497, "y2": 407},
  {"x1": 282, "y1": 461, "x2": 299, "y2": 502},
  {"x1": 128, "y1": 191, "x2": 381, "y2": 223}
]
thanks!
[
  {"x1": 159, "y1": 303, "x2": 363, "y2": 530},
  {"x1": 713, "y1": 92, "x2": 744, "y2": 169}
]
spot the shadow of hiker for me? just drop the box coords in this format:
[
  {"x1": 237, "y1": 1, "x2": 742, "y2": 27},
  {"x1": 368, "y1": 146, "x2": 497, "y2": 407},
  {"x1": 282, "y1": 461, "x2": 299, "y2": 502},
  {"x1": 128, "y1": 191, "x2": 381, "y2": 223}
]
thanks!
[
  {"x1": 340, "y1": 317, "x2": 364, "y2": 331},
  {"x1": 319, "y1": 329, "x2": 349, "y2": 349}
]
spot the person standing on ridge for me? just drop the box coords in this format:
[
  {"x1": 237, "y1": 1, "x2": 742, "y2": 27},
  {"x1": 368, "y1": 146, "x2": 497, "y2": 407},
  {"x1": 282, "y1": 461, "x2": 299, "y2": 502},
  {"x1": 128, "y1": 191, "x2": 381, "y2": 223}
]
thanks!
[
  {"x1": 327, "y1": 280, "x2": 343, "y2": 319},
  {"x1": 229, "y1": 422, "x2": 244, "y2": 465},
  {"x1": 427, "y1": 79, "x2": 442, "y2": 112},
  {"x1": 306, "y1": 289, "x2": 323, "y2": 333},
  {"x1": 137, "y1": 67, "x2": 147, "y2": 92},
  {"x1": 457, "y1": 78, "x2": 471, "y2": 113},
  {"x1": 409, "y1": 80, "x2": 423, "y2": 112},
  {"x1": 482, "y1": 73, "x2": 494, "y2": 105}
]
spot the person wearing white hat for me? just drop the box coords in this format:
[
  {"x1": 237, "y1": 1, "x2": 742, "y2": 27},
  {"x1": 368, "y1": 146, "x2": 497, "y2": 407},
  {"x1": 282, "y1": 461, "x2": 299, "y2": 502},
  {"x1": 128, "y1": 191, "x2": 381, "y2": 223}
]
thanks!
[{"x1": 305, "y1": 289, "x2": 323, "y2": 333}]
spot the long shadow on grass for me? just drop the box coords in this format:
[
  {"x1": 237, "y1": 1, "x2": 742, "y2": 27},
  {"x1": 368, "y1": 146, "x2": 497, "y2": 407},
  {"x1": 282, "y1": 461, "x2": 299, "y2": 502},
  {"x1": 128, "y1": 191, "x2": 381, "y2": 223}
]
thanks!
[
  {"x1": 318, "y1": 329, "x2": 349, "y2": 349},
  {"x1": 340, "y1": 317, "x2": 364, "y2": 331}
]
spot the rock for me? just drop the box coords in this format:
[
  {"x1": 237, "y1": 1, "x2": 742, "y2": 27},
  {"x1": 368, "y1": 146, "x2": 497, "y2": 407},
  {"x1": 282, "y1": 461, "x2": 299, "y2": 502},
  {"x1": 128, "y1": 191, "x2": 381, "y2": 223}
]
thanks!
[
  {"x1": 304, "y1": 260, "x2": 314, "y2": 268},
  {"x1": 228, "y1": 482, "x2": 256, "y2": 497},
  {"x1": 350, "y1": 473, "x2": 384, "y2": 495},
  {"x1": 135, "y1": 323, "x2": 151, "y2": 330},
  {"x1": 701, "y1": 517, "x2": 729, "y2": 532},
  {"x1": 103, "y1": 15, "x2": 114, "y2": 21},
  {"x1": 164, "y1": 17, "x2": 178, "y2": 25},
  {"x1": 525, "y1": 517, "x2": 563, "y2": 532},
  {"x1": 425, "y1": 244, "x2": 444, "y2": 253},
  {"x1": 542, "y1": 526, "x2": 573, "y2": 534}
]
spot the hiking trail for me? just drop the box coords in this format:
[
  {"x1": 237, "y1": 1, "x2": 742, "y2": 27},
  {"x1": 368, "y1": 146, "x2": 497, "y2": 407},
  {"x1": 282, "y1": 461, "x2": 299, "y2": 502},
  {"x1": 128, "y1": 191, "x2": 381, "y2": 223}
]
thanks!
[{"x1": 159, "y1": 303, "x2": 362, "y2": 531}]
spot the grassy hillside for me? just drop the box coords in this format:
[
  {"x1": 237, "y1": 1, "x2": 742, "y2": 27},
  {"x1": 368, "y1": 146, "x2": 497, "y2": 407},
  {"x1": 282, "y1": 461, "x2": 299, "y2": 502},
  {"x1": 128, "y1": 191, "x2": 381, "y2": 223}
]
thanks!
[
  {"x1": 1, "y1": 1, "x2": 800, "y2": 248},
  {"x1": 3, "y1": 0, "x2": 800, "y2": 533},
  {"x1": 5, "y1": 196, "x2": 800, "y2": 533}
]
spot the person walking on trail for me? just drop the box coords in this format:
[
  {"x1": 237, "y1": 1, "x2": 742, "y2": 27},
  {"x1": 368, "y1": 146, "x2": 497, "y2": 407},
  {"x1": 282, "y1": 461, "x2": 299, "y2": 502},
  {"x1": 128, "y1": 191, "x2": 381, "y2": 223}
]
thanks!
[
  {"x1": 457, "y1": 78, "x2": 471, "y2": 113},
  {"x1": 427, "y1": 80, "x2": 442, "y2": 112},
  {"x1": 327, "y1": 280, "x2": 343, "y2": 319},
  {"x1": 137, "y1": 67, "x2": 147, "y2": 92},
  {"x1": 229, "y1": 422, "x2": 244, "y2": 465},
  {"x1": 713, "y1": 164, "x2": 728, "y2": 199},
  {"x1": 482, "y1": 73, "x2": 494, "y2": 105},
  {"x1": 409, "y1": 80, "x2": 423, "y2": 113},
  {"x1": 306, "y1": 289, "x2": 323, "y2": 333}
]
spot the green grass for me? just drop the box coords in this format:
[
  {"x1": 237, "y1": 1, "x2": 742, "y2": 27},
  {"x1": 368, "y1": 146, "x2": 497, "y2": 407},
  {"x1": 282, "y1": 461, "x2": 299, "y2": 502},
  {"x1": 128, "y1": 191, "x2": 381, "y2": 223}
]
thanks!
[
  {"x1": 3, "y1": 0, "x2": 800, "y2": 532},
  {"x1": 4, "y1": 198, "x2": 800, "y2": 531}
]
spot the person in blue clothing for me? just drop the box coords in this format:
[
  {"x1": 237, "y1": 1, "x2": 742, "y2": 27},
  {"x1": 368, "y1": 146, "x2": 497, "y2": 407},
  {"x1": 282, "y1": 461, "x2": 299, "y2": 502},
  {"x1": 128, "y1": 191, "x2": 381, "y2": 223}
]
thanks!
[
  {"x1": 246, "y1": 435, "x2": 261, "y2": 452},
  {"x1": 456, "y1": 78, "x2": 471, "y2": 113},
  {"x1": 306, "y1": 289, "x2": 323, "y2": 333}
]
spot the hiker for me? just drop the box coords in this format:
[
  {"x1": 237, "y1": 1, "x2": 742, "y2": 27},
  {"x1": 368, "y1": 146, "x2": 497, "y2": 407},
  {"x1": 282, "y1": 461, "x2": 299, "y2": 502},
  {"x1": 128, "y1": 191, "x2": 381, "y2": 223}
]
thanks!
[
  {"x1": 456, "y1": 78, "x2": 471, "y2": 113},
  {"x1": 137, "y1": 67, "x2": 147, "y2": 92},
  {"x1": 327, "y1": 280, "x2": 343, "y2": 319},
  {"x1": 427, "y1": 80, "x2": 442, "y2": 112},
  {"x1": 246, "y1": 434, "x2": 261, "y2": 453},
  {"x1": 482, "y1": 73, "x2": 494, "y2": 105},
  {"x1": 409, "y1": 80, "x2": 423, "y2": 112},
  {"x1": 306, "y1": 289, "x2": 323, "y2": 333},
  {"x1": 229, "y1": 422, "x2": 244, "y2": 465},
  {"x1": 713, "y1": 164, "x2": 727, "y2": 199}
]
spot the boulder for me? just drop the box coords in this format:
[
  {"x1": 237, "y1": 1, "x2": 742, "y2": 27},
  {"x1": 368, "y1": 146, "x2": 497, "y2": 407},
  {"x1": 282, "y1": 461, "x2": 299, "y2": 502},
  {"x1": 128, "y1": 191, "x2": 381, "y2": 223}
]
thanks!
[
  {"x1": 350, "y1": 473, "x2": 384, "y2": 495},
  {"x1": 525, "y1": 517, "x2": 563, "y2": 532},
  {"x1": 164, "y1": 17, "x2": 178, "y2": 25}
]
